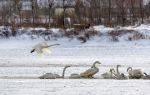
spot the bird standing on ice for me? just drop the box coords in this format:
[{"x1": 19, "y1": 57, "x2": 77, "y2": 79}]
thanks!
[{"x1": 30, "y1": 42, "x2": 60, "y2": 55}]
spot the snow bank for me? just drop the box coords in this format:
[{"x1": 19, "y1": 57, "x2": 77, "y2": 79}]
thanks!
[
  {"x1": 93, "y1": 25, "x2": 114, "y2": 33},
  {"x1": 0, "y1": 24, "x2": 150, "y2": 42}
]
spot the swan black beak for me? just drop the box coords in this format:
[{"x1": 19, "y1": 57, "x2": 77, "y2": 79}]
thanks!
[{"x1": 30, "y1": 49, "x2": 35, "y2": 53}]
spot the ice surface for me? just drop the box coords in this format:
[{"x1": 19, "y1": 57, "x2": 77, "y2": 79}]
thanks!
[
  {"x1": 0, "y1": 24, "x2": 150, "y2": 95},
  {"x1": 0, "y1": 79, "x2": 150, "y2": 95}
]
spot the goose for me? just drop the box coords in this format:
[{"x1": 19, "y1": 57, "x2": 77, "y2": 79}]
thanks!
[
  {"x1": 142, "y1": 72, "x2": 150, "y2": 79},
  {"x1": 127, "y1": 67, "x2": 144, "y2": 79},
  {"x1": 101, "y1": 68, "x2": 116, "y2": 79},
  {"x1": 31, "y1": 42, "x2": 60, "y2": 54},
  {"x1": 114, "y1": 65, "x2": 128, "y2": 79},
  {"x1": 80, "y1": 61, "x2": 101, "y2": 78},
  {"x1": 39, "y1": 65, "x2": 70, "y2": 79}
]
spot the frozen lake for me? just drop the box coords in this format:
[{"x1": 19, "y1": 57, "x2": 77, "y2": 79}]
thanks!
[
  {"x1": 0, "y1": 79, "x2": 150, "y2": 95},
  {"x1": 0, "y1": 39, "x2": 150, "y2": 95}
]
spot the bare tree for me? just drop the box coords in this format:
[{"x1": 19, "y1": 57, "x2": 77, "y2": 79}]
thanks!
[
  {"x1": 0, "y1": 3, "x2": 9, "y2": 25},
  {"x1": 144, "y1": 1, "x2": 150, "y2": 19},
  {"x1": 13, "y1": 0, "x2": 22, "y2": 26},
  {"x1": 139, "y1": 0, "x2": 144, "y2": 23},
  {"x1": 31, "y1": 0, "x2": 38, "y2": 26},
  {"x1": 31, "y1": 0, "x2": 35, "y2": 25},
  {"x1": 17, "y1": 0, "x2": 22, "y2": 26},
  {"x1": 63, "y1": 0, "x2": 66, "y2": 28},
  {"x1": 108, "y1": 0, "x2": 111, "y2": 26},
  {"x1": 48, "y1": 0, "x2": 54, "y2": 28},
  {"x1": 130, "y1": 0, "x2": 136, "y2": 25},
  {"x1": 0, "y1": 0, "x2": 148, "y2": 27},
  {"x1": 75, "y1": 0, "x2": 84, "y2": 24}
]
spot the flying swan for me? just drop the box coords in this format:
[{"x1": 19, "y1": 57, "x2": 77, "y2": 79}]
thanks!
[{"x1": 31, "y1": 42, "x2": 60, "y2": 54}]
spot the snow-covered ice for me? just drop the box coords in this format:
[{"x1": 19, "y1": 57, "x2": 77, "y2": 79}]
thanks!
[
  {"x1": 0, "y1": 79, "x2": 150, "y2": 95},
  {"x1": 0, "y1": 39, "x2": 150, "y2": 95},
  {"x1": 0, "y1": 24, "x2": 150, "y2": 95}
]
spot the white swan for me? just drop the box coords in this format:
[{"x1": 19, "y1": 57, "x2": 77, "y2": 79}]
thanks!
[
  {"x1": 101, "y1": 68, "x2": 116, "y2": 79},
  {"x1": 114, "y1": 65, "x2": 128, "y2": 79},
  {"x1": 62, "y1": 66, "x2": 82, "y2": 79},
  {"x1": 39, "y1": 65, "x2": 70, "y2": 79},
  {"x1": 80, "y1": 61, "x2": 101, "y2": 78},
  {"x1": 127, "y1": 67, "x2": 144, "y2": 79},
  {"x1": 31, "y1": 42, "x2": 60, "y2": 54}
]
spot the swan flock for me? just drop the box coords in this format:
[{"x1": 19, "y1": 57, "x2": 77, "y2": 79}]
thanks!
[{"x1": 31, "y1": 42, "x2": 150, "y2": 79}]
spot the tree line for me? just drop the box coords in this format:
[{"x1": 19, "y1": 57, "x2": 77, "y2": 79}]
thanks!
[{"x1": 0, "y1": 0, "x2": 150, "y2": 28}]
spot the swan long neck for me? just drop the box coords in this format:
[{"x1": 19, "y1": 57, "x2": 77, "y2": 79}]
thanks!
[
  {"x1": 92, "y1": 63, "x2": 96, "y2": 68},
  {"x1": 116, "y1": 65, "x2": 120, "y2": 75},
  {"x1": 127, "y1": 67, "x2": 132, "y2": 72},
  {"x1": 62, "y1": 66, "x2": 70, "y2": 78},
  {"x1": 91, "y1": 61, "x2": 101, "y2": 68}
]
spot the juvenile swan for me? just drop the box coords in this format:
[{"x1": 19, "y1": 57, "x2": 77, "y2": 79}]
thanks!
[
  {"x1": 114, "y1": 65, "x2": 128, "y2": 79},
  {"x1": 31, "y1": 42, "x2": 60, "y2": 54},
  {"x1": 101, "y1": 68, "x2": 116, "y2": 79},
  {"x1": 63, "y1": 66, "x2": 82, "y2": 79},
  {"x1": 80, "y1": 61, "x2": 101, "y2": 78},
  {"x1": 39, "y1": 65, "x2": 70, "y2": 79},
  {"x1": 127, "y1": 67, "x2": 144, "y2": 79}
]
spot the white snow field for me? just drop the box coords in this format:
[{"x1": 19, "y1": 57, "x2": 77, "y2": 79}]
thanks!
[
  {"x1": 0, "y1": 79, "x2": 150, "y2": 95},
  {"x1": 0, "y1": 39, "x2": 150, "y2": 95},
  {"x1": 0, "y1": 24, "x2": 150, "y2": 95}
]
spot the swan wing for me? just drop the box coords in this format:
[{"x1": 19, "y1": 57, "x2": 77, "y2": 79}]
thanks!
[
  {"x1": 132, "y1": 69, "x2": 143, "y2": 75},
  {"x1": 80, "y1": 68, "x2": 99, "y2": 77}
]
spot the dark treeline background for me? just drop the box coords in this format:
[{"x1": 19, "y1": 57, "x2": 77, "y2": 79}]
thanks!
[{"x1": 0, "y1": 0, "x2": 150, "y2": 28}]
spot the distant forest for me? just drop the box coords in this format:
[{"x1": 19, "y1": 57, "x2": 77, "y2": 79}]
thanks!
[{"x1": 0, "y1": 0, "x2": 150, "y2": 28}]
